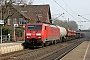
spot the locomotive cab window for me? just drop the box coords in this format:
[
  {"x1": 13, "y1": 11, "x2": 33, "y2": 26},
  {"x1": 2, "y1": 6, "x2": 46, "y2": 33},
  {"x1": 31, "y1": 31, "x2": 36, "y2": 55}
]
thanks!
[
  {"x1": 45, "y1": 26, "x2": 46, "y2": 30},
  {"x1": 28, "y1": 25, "x2": 42, "y2": 30}
]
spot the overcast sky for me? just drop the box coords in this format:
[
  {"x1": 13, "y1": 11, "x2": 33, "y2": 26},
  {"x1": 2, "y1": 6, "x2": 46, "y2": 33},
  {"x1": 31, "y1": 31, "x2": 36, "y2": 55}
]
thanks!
[{"x1": 30, "y1": 0, "x2": 90, "y2": 30}]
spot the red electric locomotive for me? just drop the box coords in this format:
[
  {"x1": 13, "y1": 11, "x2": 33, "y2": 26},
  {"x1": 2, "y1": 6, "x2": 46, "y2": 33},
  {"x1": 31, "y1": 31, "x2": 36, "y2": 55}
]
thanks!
[{"x1": 23, "y1": 23, "x2": 60, "y2": 47}]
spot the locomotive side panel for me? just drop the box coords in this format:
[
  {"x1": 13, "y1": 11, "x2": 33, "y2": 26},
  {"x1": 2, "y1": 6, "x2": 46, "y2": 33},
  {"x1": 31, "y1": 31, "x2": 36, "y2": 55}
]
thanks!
[{"x1": 44, "y1": 25, "x2": 60, "y2": 45}]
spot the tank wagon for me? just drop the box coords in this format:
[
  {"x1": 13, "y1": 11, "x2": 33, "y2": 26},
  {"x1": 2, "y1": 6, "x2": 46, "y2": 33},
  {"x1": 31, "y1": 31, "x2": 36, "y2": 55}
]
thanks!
[
  {"x1": 23, "y1": 23, "x2": 60, "y2": 47},
  {"x1": 56, "y1": 25, "x2": 67, "y2": 42}
]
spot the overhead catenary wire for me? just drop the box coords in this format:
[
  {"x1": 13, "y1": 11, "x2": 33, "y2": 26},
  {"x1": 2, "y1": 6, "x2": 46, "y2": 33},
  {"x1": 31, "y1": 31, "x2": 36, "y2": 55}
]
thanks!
[
  {"x1": 62, "y1": 0, "x2": 77, "y2": 15},
  {"x1": 62, "y1": 0, "x2": 83, "y2": 23},
  {"x1": 53, "y1": 0, "x2": 78, "y2": 20},
  {"x1": 35, "y1": 0, "x2": 79, "y2": 22},
  {"x1": 78, "y1": 15, "x2": 90, "y2": 22},
  {"x1": 62, "y1": 0, "x2": 90, "y2": 22},
  {"x1": 54, "y1": 13, "x2": 64, "y2": 20}
]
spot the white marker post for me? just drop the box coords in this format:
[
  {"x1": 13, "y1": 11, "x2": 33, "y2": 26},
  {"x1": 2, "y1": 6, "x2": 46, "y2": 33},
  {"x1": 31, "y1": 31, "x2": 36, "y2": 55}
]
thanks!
[
  {"x1": 0, "y1": 20, "x2": 4, "y2": 43},
  {"x1": 1, "y1": 26, "x2": 2, "y2": 43}
]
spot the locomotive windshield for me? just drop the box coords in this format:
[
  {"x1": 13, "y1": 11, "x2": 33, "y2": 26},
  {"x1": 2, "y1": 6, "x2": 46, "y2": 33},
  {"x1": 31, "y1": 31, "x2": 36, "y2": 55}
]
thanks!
[{"x1": 28, "y1": 25, "x2": 42, "y2": 30}]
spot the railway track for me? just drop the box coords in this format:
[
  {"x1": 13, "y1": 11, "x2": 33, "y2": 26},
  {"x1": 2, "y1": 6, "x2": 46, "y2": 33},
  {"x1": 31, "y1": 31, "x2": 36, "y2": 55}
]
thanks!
[
  {"x1": 0, "y1": 38, "x2": 85, "y2": 60},
  {"x1": 36, "y1": 39, "x2": 84, "y2": 60}
]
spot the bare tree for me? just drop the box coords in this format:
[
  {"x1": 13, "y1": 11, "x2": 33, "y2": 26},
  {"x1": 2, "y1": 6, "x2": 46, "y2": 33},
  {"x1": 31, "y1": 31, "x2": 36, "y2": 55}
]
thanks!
[
  {"x1": 0, "y1": 0, "x2": 5, "y2": 5},
  {"x1": 53, "y1": 18, "x2": 78, "y2": 30},
  {"x1": 68, "y1": 21, "x2": 78, "y2": 30},
  {"x1": 0, "y1": 0, "x2": 34, "y2": 5}
]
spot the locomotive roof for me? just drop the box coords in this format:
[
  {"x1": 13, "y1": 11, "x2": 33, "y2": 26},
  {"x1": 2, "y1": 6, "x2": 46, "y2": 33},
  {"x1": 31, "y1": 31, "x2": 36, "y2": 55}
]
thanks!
[{"x1": 27, "y1": 23, "x2": 58, "y2": 28}]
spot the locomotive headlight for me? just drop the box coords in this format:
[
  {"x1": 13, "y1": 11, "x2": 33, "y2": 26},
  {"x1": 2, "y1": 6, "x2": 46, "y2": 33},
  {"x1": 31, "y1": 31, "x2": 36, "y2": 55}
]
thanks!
[
  {"x1": 27, "y1": 36, "x2": 30, "y2": 38},
  {"x1": 26, "y1": 33, "x2": 31, "y2": 38},
  {"x1": 36, "y1": 33, "x2": 41, "y2": 38},
  {"x1": 36, "y1": 33, "x2": 41, "y2": 36},
  {"x1": 26, "y1": 33, "x2": 31, "y2": 36},
  {"x1": 38, "y1": 36, "x2": 41, "y2": 38}
]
